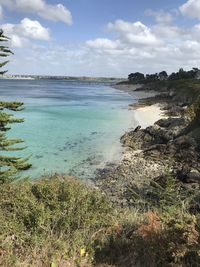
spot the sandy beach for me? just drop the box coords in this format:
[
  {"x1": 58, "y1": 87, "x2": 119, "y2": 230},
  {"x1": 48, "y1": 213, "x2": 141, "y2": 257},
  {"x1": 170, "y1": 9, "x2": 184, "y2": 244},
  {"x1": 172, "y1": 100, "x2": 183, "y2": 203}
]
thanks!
[
  {"x1": 133, "y1": 103, "x2": 167, "y2": 129},
  {"x1": 114, "y1": 83, "x2": 166, "y2": 129}
]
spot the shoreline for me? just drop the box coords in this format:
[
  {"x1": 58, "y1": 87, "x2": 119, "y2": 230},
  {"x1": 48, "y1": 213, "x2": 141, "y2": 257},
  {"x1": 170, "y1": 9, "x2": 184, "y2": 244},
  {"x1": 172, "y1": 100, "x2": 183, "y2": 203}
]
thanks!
[
  {"x1": 133, "y1": 103, "x2": 167, "y2": 129},
  {"x1": 113, "y1": 82, "x2": 167, "y2": 128},
  {"x1": 96, "y1": 95, "x2": 167, "y2": 176},
  {"x1": 113, "y1": 83, "x2": 143, "y2": 92},
  {"x1": 95, "y1": 81, "x2": 200, "y2": 207},
  {"x1": 114, "y1": 82, "x2": 167, "y2": 129},
  {"x1": 94, "y1": 83, "x2": 168, "y2": 205}
]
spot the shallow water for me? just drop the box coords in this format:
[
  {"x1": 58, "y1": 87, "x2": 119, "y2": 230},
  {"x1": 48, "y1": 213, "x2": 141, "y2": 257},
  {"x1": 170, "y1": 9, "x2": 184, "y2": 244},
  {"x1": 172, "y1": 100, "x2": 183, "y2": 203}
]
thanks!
[{"x1": 0, "y1": 79, "x2": 138, "y2": 179}]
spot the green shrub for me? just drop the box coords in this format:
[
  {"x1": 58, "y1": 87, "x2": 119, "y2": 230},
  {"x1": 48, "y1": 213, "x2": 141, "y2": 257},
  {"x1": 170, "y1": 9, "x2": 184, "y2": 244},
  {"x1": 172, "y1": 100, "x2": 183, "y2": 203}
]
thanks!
[
  {"x1": 1, "y1": 174, "x2": 200, "y2": 267},
  {"x1": 0, "y1": 175, "x2": 115, "y2": 266}
]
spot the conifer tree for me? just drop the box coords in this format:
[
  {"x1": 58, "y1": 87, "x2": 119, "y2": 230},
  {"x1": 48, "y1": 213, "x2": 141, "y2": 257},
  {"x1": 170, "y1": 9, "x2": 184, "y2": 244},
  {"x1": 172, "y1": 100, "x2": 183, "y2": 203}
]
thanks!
[{"x1": 0, "y1": 30, "x2": 31, "y2": 183}]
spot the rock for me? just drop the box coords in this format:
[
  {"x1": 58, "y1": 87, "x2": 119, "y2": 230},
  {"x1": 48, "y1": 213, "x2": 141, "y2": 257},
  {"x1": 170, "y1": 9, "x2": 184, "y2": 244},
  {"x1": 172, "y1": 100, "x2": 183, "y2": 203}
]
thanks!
[
  {"x1": 188, "y1": 169, "x2": 200, "y2": 183},
  {"x1": 155, "y1": 118, "x2": 171, "y2": 128},
  {"x1": 165, "y1": 104, "x2": 184, "y2": 116},
  {"x1": 145, "y1": 125, "x2": 172, "y2": 143},
  {"x1": 144, "y1": 144, "x2": 166, "y2": 158},
  {"x1": 120, "y1": 129, "x2": 153, "y2": 150},
  {"x1": 133, "y1": 125, "x2": 141, "y2": 132},
  {"x1": 95, "y1": 88, "x2": 200, "y2": 208},
  {"x1": 176, "y1": 166, "x2": 190, "y2": 183},
  {"x1": 176, "y1": 165, "x2": 200, "y2": 183},
  {"x1": 156, "y1": 117, "x2": 188, "y2": 130},
  {"x1": 120, "y1": 124, "x2": 170, "y2": 150},
  {"x1": 169, "y1": 91, "x2": 175, "y2": 97},
  {"x1": 173, "y1": 135, "x2": 197, "y2": 149}
]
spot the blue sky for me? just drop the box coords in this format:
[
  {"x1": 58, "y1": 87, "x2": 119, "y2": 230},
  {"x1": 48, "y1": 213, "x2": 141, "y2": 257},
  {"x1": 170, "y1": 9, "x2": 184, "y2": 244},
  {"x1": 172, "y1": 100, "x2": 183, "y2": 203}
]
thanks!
[{"x1": 0, "y1": 0, "x2": 200, "y2": 77}]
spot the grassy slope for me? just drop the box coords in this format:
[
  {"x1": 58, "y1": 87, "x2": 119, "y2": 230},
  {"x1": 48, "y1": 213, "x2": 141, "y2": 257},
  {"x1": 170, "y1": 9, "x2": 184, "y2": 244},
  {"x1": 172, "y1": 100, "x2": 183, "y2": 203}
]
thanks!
[{"x1": 1, "y1": 175, "x2": 200, "y2": 267}]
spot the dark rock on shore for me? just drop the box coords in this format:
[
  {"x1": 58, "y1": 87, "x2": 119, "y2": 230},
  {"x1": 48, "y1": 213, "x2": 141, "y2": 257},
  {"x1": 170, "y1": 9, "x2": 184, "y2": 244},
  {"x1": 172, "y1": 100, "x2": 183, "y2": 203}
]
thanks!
[{"x1": 95, "y1": 84, "x2": 200, "y2": 208}]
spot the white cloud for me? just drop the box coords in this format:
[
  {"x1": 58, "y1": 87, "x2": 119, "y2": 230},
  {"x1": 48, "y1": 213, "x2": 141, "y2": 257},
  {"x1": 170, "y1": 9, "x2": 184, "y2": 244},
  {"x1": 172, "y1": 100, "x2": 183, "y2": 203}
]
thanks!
[
  {"x1": 180, "y1": 0, "x2": 200, "y2": 19},
  {"x1": 107, "y1": 20, "x2": 161, "y2": 46},
  {"x1": 86, "y1": 38, "x2": 120, "y2": 50},
  {"x1": 15, "y1": 0, "x2": 45, "y2": 11},
  {"x1": 82, "y1": 16, "x2": 200, "y2": 76},
  {"x1": 81, "y1": 7, "x2": 200, "y2": 75},
  {"x1": 152, "y1": 24, "x2": 187, "y2": 39},
  {"x1": 38, "y1": 4, "x2": 72, "y2": 24},
  {"x1": 2, "y1": 18, "x2": 50, "y2": 48},
  {"x1": 21, "y1": 18, "x2": 50, "y2": 40},
  {"x1": 145, "y1": 9, "x2": 174, "y2": 24},
  {"x1": 10, "y1": 35, "x2": 28, "y2": 48},
  {"x1": 7, "y1": 36, "x2": 200, "y2": 77},
  {"x1": 4, "y1": 3, "x2": 200, "y2": 77},
  {"x1": 0, "y1": 5, "x2": 3, "y2": 20},
  {"x1": 0, "y1": 0, "x2": 72, "y2": 25}
]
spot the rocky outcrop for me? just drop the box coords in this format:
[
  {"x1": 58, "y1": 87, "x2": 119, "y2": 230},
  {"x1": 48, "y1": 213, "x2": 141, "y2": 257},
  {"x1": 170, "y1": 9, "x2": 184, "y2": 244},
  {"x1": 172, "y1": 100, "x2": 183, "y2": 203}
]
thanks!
[
  {"x1": 95, "y1": 150, "x2": 168, "y2": 207},
  {"x1": 96, "y1": 101, "x2": 200, "y2": 207}
]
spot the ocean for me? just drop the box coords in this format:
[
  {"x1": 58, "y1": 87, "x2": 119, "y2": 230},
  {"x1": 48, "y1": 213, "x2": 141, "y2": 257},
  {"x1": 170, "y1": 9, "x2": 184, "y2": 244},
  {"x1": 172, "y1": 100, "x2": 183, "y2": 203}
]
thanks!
[{"x1": 0, "y1": 79, "x2": 138, "y2": 179}]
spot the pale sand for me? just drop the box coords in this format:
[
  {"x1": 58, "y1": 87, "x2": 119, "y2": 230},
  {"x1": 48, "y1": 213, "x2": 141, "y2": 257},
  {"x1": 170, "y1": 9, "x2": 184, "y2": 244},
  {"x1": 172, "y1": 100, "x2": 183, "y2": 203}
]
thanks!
[
  {"x1": 133, "y1": 104, "x2": 167, "y2": 129},
  {"x1": 114, "y1": 83, "x2": 167, "y2": 133}
]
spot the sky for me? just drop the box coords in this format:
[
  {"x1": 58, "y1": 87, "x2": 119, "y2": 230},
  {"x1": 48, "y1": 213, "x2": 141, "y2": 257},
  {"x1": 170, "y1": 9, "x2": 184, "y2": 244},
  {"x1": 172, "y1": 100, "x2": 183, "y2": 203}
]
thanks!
[{"x1": 1, "y1": 0, "x2": 200, "y2": 77}]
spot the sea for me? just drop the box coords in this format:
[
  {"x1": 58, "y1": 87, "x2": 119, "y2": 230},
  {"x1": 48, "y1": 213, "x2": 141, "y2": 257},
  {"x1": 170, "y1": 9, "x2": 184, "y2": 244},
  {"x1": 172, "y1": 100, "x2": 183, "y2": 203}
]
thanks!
[{"x1": 0, "y1": 79, "x2": 139, "y2": 179}]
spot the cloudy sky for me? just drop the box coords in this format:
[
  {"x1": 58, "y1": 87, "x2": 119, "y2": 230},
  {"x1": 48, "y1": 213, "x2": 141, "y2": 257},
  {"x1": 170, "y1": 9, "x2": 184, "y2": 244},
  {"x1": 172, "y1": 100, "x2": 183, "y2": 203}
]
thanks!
[{"x1": 1, "y1": 0, "x2": 200, "y2": 77}]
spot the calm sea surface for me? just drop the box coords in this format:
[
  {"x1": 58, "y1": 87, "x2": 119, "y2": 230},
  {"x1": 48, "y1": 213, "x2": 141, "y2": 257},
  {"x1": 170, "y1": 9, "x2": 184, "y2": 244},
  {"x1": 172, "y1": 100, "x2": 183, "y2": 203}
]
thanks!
[{"x1": 0, "y1": 79, "x2": 138, "y2": 179}]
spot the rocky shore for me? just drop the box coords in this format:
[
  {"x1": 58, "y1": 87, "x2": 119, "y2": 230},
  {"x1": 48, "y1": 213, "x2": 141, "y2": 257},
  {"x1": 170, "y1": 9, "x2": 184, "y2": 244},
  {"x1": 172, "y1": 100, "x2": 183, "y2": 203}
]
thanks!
[{"x1": 95, "y1": 82, "x2": 200, "y2": 207}]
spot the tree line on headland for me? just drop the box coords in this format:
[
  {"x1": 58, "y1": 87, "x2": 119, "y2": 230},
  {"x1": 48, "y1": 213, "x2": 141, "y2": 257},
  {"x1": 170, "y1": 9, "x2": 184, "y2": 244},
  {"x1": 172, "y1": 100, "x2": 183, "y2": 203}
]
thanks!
[{"x1": 128, "y1": 67, "x2": 200, "y2": 84}]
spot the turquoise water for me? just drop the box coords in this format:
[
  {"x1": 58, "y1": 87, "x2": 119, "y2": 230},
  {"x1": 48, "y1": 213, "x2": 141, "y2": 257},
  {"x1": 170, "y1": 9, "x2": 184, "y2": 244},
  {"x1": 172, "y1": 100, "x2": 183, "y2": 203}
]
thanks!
[{"x1": 0, "y1": 79, "x2": 137, "y2": 179}]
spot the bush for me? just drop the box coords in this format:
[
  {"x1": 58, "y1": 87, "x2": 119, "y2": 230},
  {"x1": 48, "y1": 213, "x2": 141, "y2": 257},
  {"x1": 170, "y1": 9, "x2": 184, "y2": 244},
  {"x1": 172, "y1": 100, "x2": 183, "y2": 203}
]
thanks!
[
  {"x1": 93, "y1": 174, "x2": 200, "y2": 267},
  {"x1": 94, "y1": 210, "x2": 200, "y2": 267},
  {"x1": 1, "y1": 174, "x2": 200, "y2": 267},
  {"x1": 0, "y1": 175, "x2": 115, "y2": 266}
]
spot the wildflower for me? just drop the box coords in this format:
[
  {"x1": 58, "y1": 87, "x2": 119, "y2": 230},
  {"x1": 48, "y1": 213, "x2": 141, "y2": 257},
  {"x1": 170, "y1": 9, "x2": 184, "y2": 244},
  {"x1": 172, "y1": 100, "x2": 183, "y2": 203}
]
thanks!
[{"x1": 80, "y1": 248, "x2": 86, "y2": 257}]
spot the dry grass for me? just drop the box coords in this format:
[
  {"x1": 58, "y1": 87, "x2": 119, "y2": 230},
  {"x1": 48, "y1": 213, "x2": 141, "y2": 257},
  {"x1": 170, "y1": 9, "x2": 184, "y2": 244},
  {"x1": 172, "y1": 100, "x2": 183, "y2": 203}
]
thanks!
[{"x1": 1, "y1": 175, "x2": 200, "y2": 266}]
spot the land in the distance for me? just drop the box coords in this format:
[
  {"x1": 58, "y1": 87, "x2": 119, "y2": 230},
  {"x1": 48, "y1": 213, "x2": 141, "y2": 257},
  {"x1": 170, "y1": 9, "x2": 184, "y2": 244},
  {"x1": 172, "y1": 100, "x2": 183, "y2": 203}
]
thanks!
[{"x1": 1, "y1": 74, "x2": 124, "y2": 82}]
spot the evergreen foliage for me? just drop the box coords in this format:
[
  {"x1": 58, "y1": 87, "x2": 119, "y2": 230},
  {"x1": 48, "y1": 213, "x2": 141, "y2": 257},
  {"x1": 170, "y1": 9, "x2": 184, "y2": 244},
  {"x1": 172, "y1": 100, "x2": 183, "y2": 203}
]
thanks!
[
  {"x1": 128, "y1": 72, "x2": 145, "y2": 83},
  {"x1": 0, "y1": 30, "x2": 31, "y2": 183},
  {"x1": 127, "y1": 67, "x2": 200, "y2": 84}
]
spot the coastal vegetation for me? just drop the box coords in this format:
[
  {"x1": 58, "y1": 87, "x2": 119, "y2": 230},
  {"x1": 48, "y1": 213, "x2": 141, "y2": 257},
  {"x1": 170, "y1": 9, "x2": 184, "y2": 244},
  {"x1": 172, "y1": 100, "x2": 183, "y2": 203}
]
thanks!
[
  {"x1": 1, "y1": 175, "x2": 200, "y2": 266},
  {"x1": 1, "y1": 29, "x2": 200, "y2": 266},
  {"x1": 127, "y1": 67, "x2": 200, "y2": 84}
]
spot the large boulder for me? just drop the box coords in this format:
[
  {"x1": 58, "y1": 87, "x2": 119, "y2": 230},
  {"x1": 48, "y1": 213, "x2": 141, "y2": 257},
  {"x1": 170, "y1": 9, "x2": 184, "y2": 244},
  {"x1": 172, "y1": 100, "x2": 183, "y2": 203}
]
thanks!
[
  {"x1": 145, "y1": 125, "x2": 172, "y2": 143},
  {"x1": 120, "y1": 126, "x2": 154, "y2": 150}
]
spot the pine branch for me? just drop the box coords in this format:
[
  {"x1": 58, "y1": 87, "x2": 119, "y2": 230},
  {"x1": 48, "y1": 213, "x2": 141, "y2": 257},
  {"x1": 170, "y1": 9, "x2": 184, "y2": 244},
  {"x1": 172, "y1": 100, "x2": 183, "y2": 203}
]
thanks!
[{"x1": 0, "y1": 29, "x2": 31, "y2": 182}]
